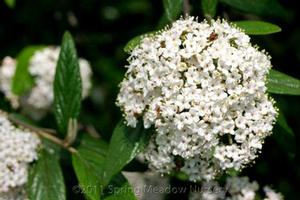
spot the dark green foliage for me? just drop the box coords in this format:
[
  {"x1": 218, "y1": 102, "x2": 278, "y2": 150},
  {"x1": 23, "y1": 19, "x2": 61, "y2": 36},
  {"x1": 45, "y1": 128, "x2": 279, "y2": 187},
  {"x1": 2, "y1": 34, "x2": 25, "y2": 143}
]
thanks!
[
  {"x1": 27, "y1": 150, "x2": 66, "y2": 200},
  {"x1": 54, "y1": 32, "x2": 82, "y2": 135}
]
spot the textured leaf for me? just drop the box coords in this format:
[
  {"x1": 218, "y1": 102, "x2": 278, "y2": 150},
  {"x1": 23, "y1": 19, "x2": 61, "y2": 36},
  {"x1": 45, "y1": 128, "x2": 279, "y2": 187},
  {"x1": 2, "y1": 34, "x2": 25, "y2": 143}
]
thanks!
[
  {"x1": 78, "y1": 134, "x2": 108, "y2": 155},
  {"x1": 219, "y1": 0, "x2": 289, "y2": 18},
  {"x1": 41, "y1": 138, "x2": 62, "y2": 160},
  {"x1": 27, "y1": 150, "x2": 66, "y2": 200},
  {"x1": 103, "y1": 174, "x2": 136, "y2": 200},
  {"x1": 102, "y1": 121, "x2": 151, "y2": 187},
  {"x1": 234, "y1": 21, "x2": 281, "y2": 35},
  {"x1": 201, "y1": 0, "x2": 218, "y2": 18},
  {"x1": 163, "y1": 0, "x2": 183, "y2": 22},
  {"x1": 72, "y1": 149, "x2": 104, "y2": 200},
  {"x1": 4, "y1": 0, "x2": 15, "y2": 8},
  {"x1": 124, "y1": 32, "x2": 156, "y2": 53},
  {"x1": 12, "y1": 45, "x2": 44, "y2": 95},
  {"x1": 72, "y1": 135, "x2": 108, "y2": 200},
  {"x1": 54, "y1": 32, "x2": 82, "y2": 135},
  {"x1": 267, "y1": 69, "x2": 300, "y2": 95},
  {"x1": 73, "y1": 135, "x2": 136, "y2": 200}
]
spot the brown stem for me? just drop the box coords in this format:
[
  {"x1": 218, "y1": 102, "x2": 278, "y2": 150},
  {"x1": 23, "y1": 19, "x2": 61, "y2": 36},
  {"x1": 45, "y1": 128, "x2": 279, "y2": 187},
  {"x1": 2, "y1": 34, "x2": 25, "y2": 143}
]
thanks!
[
  {"x1": 183, "y1": 0, "x2": 191, "y2": 16},
  {"x1": 86, "y1": 125, "x2": 101, "y2": 138},
  {"x1": 37, "y1": 129, "x2": 77, "y2": 154},
  {"x1": 6, "y1": 113, "x2": 77, "y2": 154},
  {"x1": 64, "y1": 118, "x2": 78, "y2": 147}
]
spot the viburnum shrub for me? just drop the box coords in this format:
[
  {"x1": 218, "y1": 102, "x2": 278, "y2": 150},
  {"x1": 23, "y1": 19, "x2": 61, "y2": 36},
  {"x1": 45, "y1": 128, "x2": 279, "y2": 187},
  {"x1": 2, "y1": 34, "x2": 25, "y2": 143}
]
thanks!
[{"x1": 0, "y1": 0, "x2": 299, "y2": 200}]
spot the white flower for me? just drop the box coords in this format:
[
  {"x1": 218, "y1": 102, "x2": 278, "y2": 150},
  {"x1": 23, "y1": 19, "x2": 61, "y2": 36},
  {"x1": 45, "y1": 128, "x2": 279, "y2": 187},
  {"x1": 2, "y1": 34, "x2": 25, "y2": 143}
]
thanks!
[
  {"x1": 226, "y1": 176, "x2": 259, "y2": 200},
  {"x1": 263, "y1": 186, "x2": 284, "y2": 200},
  {"x1": 116, "y1": 17, "x2": 277, "y2": 181},
  {"x1": 0, "y1": 111, "x2": 40, "y2": 197},
  {"x1": 0, "y1": 46, "x2": 92, "y2": 119},
  {"x1": 189, "y1": 176, "x2": 283, "y2": 200},
  {"x1": 0, "y1": 57, "x2": 19, "y2": 109}
]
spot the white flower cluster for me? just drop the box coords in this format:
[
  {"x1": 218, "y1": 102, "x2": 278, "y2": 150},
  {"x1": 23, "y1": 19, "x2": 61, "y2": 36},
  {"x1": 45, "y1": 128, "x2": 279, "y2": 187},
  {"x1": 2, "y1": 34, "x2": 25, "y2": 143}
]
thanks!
[
  {"x1": 0, "y1": 187, "x2": 27, "y2": 200},
  {"x1": 116, "y1": 17, "x2": 277, "y2": 181},
  {"x1": 189, "y1": 176, "x2": 283, "y2": 200},
  {"x1": 0, "y1": 111, "x2": 40, "y2": 199},
  {"x1": 0, "y1": 46, "x2": 92, "y2": 118}
]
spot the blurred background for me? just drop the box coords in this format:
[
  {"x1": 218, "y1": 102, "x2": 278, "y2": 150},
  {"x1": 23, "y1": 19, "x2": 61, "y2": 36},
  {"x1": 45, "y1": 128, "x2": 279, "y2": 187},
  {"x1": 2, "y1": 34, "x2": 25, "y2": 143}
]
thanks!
[{"x1": 0, "y1": 0, "x2": 299, "y2": 199}]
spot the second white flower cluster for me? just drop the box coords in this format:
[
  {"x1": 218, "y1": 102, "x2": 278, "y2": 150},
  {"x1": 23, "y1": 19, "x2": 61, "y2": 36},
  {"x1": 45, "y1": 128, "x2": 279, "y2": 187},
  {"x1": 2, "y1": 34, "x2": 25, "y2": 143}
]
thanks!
[{"x1": 0, "y1": 46, "x2": 92, "y2": 119}]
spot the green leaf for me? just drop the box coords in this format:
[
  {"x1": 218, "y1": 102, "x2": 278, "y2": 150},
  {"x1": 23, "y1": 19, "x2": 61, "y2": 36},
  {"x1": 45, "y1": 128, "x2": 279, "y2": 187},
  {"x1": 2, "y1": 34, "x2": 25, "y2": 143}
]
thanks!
[
  {"x1": 226, "y1": 168, "x2": 240, "y2": 177},
  {"x1": 27, "y1": 149, "x2": 66, "y2": 200},
  {"x1": 124, "y1": 34, "x2": 145, "y2": 53},
  {"x1": 8, "y1": 112, "x2": 36, "y2": 125},
  {"x1": 41, "y1": 138, "x2": 62, "y2": 160},
  {"x1": 124, "y1": 32, "x2": 156, "y2": 53},
  {"x1": 102, "y1": 121, "x2": 151, "y2": 187},
  {"x1": 54, "y1": 31, "x2": 82, "y2": 135},
  {"x1": 103, "y1": 174, "x2": 136, "y2": 200},
  {"x1": 219, "y1": 0, "x2": 289, "y2": 18},
  {"x1": 156, "y1": 13, "x2": 171, "y2": 29},
  {"x1": 163, "y1": 0, "x2": 183, "y2": 22},
  {"x1": 4, "y1": 0, "x2": 15, "y2": 8},
  {"x1": 73, "y1": 135, "x2": 137, "y2": 200},
  {"x1": 12, "y1": 45, "x2": 45, "y2": 95},
  {"x1": 277, "y1": 109, "x2": 294, "y2": 136},
  {"x1": 267, "y1": 69, "x2": 300, "y2": 95},
  {"x1": 201, "y1": 0, "x2": 218, "y2": 18},
  {"x1": 170, "y1": 171, "x2": 189, "y2": 181},
  {"x1": 104, "y1": 183, "x2": 135, "y2": 200},
  {"x1": 78, "y1": 134, "x2": 108, "y2": 155},
  {"x1": 72, "y1": 149, "x2": 104, "y2": 200},
  {"x1": 72, "y1": 135, "x2": 108, "y2": 200},
  {"x1": 234, "y1": 21, "x2": 281, "y2": 35}
]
